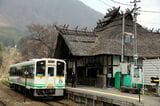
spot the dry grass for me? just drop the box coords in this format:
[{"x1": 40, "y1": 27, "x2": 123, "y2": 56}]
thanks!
[{"x1": 0, "y1": 47, "x2": 23, "y2": 79}]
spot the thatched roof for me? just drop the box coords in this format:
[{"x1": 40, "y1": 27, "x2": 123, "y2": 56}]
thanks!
[
  {"x1": 62, "y1": 34, "x2": 96, "y2": 56},
  {"x1": 55, "y1": 7, "x2": 160, "y2": 58},
  {"x1": 56, "y1": 25, "x2": 97, "y2": 56}
]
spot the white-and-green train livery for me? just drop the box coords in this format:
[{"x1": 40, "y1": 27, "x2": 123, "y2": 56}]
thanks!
[{"x1": 8, "y1": 58, "x2": 66, "y2": 97}]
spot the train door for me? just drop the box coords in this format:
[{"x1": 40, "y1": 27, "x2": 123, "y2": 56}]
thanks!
[
  {"x1": 35, "y1": 61, "x2": 46, "y2": 86},
  {"x1": 55, "y1": 61, "x2": 65, "y2": 88},
  {"x1": 46, "y1": 66, "x2": 55, "y2": 88}
]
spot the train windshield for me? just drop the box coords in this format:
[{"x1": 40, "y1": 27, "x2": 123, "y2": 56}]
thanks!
[
  {"x1": 57, "y1": 61, "x2": 65, "y2": 76},
  {"x1": 36, "y1": 61, "x2": 45, "y2": 76},
  {"x1": 48, "y1": 67, "x2": 54, "y2": 76}
]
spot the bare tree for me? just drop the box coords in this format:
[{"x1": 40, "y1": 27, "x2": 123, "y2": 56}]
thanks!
[{"x1": 20, "y1": 24, "x2": 58, "y2": 59}]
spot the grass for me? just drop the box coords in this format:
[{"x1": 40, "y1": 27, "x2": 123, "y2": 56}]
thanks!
[
  {"x1": 0, "y1": 76, "x2": 9, "y2": 87},
  {"x1": 144, "y1": 90, "x2": 158, "y2": 96}
]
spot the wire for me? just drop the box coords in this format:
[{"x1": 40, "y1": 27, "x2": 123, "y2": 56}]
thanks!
[
  {"x1": 110, "y1": 0, "x2": 160, "y2": 14},
  {"x1": 110, "y1": 0, "x2": 133, "y2": 6},
  {"x1": 98, "y1": 0, "x2": 160, "y2": 14},
  {"x1": 138, "y1": 20, "x2": 160, "y2": 25},
  {"x1": 98, "y1": 0, "x2": 113, "y2": 7},
  {"x1": 139, "y1": 10, "x2": 160, "y2": 13}
]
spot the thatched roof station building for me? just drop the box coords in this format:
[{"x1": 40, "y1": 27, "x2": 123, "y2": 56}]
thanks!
[{"x1": 54, "y1": 7, "x2": 160, "y2": 88}]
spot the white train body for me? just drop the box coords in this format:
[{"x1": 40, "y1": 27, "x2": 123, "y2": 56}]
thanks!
[{"x1": 8, "y1": 58, "x2": 66, "y2": 97}]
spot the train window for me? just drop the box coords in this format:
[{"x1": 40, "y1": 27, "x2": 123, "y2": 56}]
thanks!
[
  {"x1": 30, "y1": 65, "x2": 34, "y2": 77},
  {"x1": 27, "y1": 65, "x2": 34, "y2": 78},
  {"x1": 48, "y1": 67, "x2": 54, "y2": 76},
  {"x1": 57, "y1": 61, "x2": 64, "y2": 76},
  {"x1": 9, "y1": 67, "x2": 15, "y2": 76},
  {"x1": 13, "y1": 68, "x2": 16, "y2": 76},
  {"x1": 36, "y1": 61, "x2": 45, "y2": 76}
]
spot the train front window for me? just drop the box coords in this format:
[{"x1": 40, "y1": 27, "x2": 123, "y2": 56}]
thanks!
[
  {"x1": 36, "y1": 61, "x2": 45, "y2": 76},
  {"x1": 48, "y1": 67, "x2": 54, "y2": 76},
  {"x1": 57, "y1": 61, "x2": 65, "y2": 76}
]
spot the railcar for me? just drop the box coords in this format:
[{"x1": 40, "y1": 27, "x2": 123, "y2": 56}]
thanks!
[{"x1": 8, "y1": 58, "x2": 66, "y2": 97}]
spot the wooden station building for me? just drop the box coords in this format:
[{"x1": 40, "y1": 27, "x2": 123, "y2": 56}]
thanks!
[{"x1": 54, "y1": 7, "x2": 160, "y2": 88}]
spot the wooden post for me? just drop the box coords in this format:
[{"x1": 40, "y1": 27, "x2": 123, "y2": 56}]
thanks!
[
  {"x1": 102, "y1": 55, "x2": 107, "y2": 88},
  {"x1": 139, "y1": 88, "x2": 141, "y2": 103},
  {"x1": 73, "y1": 59, "x2": 77, "y2": 87}
]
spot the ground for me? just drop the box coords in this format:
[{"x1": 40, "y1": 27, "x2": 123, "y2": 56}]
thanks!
[
  {"x1": 0, "y1": 79, "x2": 159, "y2": 106},
  {"x1": 0, "y1": 79, "x2": 76, "y2": 106}
]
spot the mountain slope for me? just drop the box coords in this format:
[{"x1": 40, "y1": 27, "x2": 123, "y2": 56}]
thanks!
[
  {"x1": 0, "y1": 27, "x2": 26, "y2": 46},
  {"x1": 0, "y1": 0, "x2": 103, "y2": 29}
]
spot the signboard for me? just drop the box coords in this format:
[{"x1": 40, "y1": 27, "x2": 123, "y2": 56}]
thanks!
[
  {"x1": 131, "y1": 65, "x2": 142, "y2": 84},
  {"x1": 120, "y1": 63, "x2": 128, "y2": 74},
  {"x1": 113, "y1": 66, "x2": 120, "y2": 78}
]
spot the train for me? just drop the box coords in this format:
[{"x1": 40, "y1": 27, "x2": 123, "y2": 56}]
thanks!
[{"x1": 8, "y1": 58, "x2": 66, "y2": 97}]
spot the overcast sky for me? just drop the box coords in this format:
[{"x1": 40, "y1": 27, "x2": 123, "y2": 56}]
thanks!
[{"x1": 79, "y1": 0, "x2": 160, "y2": 29}]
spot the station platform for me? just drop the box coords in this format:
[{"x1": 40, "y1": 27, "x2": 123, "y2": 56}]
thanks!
[{"x1": 65, "y1": 85, "x2": 160, "y2": 106}]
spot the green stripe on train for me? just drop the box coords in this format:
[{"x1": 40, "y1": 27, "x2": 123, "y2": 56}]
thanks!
[
  {"x1": 9, "y1": 80, "x2": 64, "y2": 89},
  {"x1": 9, "y1": 80, "x2": 46, "y2": 88}
]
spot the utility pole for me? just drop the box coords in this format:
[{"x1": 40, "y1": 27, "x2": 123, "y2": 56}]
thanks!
[
  {"x1": 130, "y1": 0, "x2": 140, "y2": 67},
  {"x1": 120, "y1": 13, "x2": 125, "y2": 89},
  {"x1": 131, "y1": 0, "x2": 141, "y2": 102},
  {"x1": 121, "y1": 13, "x2": 125, "y2": 63}
]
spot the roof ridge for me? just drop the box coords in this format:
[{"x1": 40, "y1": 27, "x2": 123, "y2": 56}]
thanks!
[
  {"x1": 55, "y1": 25, "x2": 97, "y2": 37},
  {"x1": 95, "y1": 7, "x2": 134, "y2": 32}
]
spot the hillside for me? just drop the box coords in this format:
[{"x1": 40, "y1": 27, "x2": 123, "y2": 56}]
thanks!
[
  {"x1": 0, "y1": 27, "x2": 26, "y2": 46},
  {"x1": 0, "y1": 0, "x2": 103, "y2": 46},
  {"x1": 0, "y1": 0, "x2": 103, "y2": 29}
]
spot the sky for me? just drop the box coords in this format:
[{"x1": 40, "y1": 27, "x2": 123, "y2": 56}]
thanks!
[{"x1": 79, "y1": 0, "x2": 160, "y2": 30}]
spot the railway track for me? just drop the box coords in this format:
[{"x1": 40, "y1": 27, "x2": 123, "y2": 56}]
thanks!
[
  {"x1": 1, "y1": 81, "x2": 71, "y2": 106},
  {"x1": 44, "y1": 97, "x2": 78, "y2": 106},
  {"x1": 37, "y1": 96, "x2": 70, "y2": 106},
  {"x1": 1, "y1": 81, "x2": 31, "y2": 102},
  {"x1": 43, "y1": 100, "x2": 69, "y2": 106},
  {"x1": 1, "y1": 80, "x2": 78, "y2": 106}
]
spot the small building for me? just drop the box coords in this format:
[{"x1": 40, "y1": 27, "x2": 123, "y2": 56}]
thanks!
[
  {"x1": 143, "y1": 59, "x2": 160, "y2": 86},
  {"x1": 54, "y1": 7, "x2": 160, "y2": 88}
]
